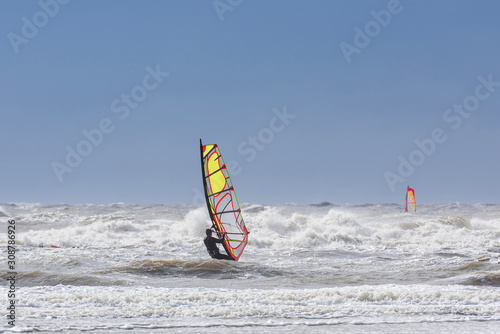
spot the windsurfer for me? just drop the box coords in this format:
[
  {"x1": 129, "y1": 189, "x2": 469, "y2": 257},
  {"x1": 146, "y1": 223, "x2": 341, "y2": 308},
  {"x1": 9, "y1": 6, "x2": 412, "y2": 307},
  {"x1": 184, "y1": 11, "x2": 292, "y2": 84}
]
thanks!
[{"x1": 204, "y1": 229, "x2": 235, "y2": 261}]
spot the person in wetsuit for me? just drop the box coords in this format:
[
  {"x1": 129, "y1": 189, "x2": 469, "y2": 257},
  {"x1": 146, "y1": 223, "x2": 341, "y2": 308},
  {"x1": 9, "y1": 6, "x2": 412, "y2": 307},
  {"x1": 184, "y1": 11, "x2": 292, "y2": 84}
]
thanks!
[{"x1": 204, "y1": 228, "x2": 235, "y2": 261}]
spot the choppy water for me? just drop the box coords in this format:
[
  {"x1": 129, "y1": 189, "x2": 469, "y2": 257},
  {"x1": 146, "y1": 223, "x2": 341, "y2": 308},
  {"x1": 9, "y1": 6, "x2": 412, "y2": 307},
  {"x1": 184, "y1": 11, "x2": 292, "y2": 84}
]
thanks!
[{"x1": 1, "y1": 202, "x2": 499, "y2": 333}]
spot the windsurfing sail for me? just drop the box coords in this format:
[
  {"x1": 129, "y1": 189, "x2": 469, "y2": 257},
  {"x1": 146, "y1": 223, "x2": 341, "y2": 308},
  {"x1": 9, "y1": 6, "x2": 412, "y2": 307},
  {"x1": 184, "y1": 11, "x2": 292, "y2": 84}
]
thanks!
[
  {"x1": 200, "y1": 139, "x2": 249, "y2": 261},
  {"x1": 405, "y1": 186, "x2": 416, "y2": 212}
]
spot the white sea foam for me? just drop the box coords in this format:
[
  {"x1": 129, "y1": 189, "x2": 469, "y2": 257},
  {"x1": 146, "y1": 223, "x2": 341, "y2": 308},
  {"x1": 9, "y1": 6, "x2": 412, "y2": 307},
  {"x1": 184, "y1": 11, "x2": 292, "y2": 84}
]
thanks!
[
  {"x1": 3, "y1": 203, "x2": 499, "y2": 250},
  {"x1": 1, "y1": 203, "x2": 499, "y2": 332},
  {"x1": 1, "y1": 284, "x2": 499, "y2": 333}
]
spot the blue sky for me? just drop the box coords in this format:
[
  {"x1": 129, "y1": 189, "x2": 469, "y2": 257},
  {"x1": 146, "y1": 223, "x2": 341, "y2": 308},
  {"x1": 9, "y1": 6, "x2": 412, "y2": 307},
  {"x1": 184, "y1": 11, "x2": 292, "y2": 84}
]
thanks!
[{"x1": 1, "y1": 0, "x2": 500, "y2": 205}]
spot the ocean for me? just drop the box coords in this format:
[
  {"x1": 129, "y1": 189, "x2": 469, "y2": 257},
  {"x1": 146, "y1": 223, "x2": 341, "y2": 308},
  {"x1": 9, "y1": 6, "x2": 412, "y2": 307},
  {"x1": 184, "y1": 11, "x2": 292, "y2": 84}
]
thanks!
[{"x1": 1, "y1": 202, "x2": 499, "y2": 333}]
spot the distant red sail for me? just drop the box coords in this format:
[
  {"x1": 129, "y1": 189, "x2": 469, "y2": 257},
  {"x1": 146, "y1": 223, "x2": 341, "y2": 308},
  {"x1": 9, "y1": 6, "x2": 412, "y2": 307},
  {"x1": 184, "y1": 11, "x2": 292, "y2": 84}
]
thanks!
[
  {"x1": 405, "y1": 186, "x2": 416, "y2": 212},
  {"x1": 200, "y1": 139, "x2": 249, "y2": 261}
]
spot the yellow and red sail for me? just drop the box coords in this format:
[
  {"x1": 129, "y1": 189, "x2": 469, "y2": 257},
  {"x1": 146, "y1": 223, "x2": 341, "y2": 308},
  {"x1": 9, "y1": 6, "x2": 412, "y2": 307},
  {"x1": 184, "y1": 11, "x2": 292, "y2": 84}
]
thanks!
[
  {"x1": 405, "y1": 186, "x2": 416, "y2": 212},
  {"x1": 200, "y1": 139, "x2": 248, "y2": 261}
]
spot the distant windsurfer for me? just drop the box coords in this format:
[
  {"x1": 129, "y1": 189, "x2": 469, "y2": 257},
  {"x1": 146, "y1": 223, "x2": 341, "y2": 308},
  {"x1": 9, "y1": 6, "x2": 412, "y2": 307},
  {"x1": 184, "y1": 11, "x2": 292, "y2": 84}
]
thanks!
[{"x1": 204, "y1": 229, "x2": 235, "y2": 261}]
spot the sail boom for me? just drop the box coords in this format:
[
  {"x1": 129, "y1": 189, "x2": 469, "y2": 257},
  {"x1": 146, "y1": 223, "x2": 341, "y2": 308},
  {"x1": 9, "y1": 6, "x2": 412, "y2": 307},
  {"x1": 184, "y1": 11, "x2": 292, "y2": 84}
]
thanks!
[{"x1": 216, "y1": 209, "x2": 241, "y2": 215}]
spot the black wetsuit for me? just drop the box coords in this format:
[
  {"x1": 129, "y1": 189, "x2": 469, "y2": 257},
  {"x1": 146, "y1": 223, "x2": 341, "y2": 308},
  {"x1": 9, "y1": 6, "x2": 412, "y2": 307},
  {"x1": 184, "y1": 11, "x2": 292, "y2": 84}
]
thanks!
[{"x1": 204, "y1": 236, "x2": 234, "y2": 260}]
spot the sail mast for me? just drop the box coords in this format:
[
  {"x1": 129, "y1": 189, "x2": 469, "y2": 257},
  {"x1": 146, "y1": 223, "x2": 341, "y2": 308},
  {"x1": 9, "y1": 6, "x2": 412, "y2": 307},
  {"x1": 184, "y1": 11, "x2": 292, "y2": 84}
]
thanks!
[{"x1": 200, "y1": 139, "x2": 216, "y2": 229}]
